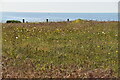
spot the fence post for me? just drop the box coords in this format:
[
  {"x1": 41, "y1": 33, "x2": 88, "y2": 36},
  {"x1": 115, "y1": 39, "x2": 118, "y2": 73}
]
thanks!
[
  {"x1": 67, "y1": 19, "x2": 69, "y2": 22},
  {"x1": 46, "y1": 19, "x2": 48, "y2": 22},
  {"x1": 23, "y1": 19, "x2": 25, "y2": 23}
]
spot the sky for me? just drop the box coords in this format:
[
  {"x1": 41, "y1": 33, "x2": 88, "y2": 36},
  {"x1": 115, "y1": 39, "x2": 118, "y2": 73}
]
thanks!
[
  {"x1": 1, "y1": 0, "x2": 120, "y2": 2},
  {"x1": 0, "y1": 0, "x2": 119, "y2": 13}
]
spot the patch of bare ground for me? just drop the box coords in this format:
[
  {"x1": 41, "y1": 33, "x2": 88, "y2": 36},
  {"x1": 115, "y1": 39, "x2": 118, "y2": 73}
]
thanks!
[{"x1": 2, "y1": 64, "x2": 115, "y2": 78}]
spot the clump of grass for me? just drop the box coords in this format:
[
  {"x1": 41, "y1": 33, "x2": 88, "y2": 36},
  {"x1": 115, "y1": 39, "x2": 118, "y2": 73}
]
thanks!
[
  {"x1": 2, "y1": 20, "x2": 118, "y2": 78},
  {"x1": 72, "y1": 19, "x2": 84, "y2": 23}
]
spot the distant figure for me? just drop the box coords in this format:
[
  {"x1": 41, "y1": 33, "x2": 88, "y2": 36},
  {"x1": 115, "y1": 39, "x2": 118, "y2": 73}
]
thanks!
[
  {"x1": 23, "y1": 19, "x2": 25, "y2": 23},
  {"x1": 67, "y1": 19, "x2": 69, "y2": 22},
  {"x1": 46, "y1": 19, "x2": 48, "y2": 22}
]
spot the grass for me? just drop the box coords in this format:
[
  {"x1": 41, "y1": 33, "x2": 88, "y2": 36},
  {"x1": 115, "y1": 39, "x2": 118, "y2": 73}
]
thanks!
[{"x1": 2, "y1": 20, "x2": 118, "y2": 78}]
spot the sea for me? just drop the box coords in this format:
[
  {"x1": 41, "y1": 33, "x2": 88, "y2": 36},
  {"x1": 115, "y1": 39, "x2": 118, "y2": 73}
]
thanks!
[{"x1": 1, "y1": 12, "x2": 118, "y2": 23}]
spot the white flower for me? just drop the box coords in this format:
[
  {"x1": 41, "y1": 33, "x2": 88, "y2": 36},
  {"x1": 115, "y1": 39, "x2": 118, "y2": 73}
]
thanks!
[
  {"x1": 102, "y1": 32, "x2": 105, "y2": 34},
  {"x1": 115, "y1": 34, "x2": 118, "y2": 36},
  {"x1": 16, "y1": 37, "x2": 18, "y2": 39}
]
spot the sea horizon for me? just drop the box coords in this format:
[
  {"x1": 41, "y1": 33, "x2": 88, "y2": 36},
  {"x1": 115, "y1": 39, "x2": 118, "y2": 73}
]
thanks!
[{"x1": 1, "y1": 12, "x2": 118, "y2": 22}]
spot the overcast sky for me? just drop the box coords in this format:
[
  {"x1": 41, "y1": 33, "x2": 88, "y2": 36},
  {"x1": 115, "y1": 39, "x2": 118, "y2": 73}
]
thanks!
[
  {"x1": 1, "y1": 0, "x2": 119, "y2": 2},
  {"x1": 1, "y1": 0, "x2": 119, "y2": 13}
]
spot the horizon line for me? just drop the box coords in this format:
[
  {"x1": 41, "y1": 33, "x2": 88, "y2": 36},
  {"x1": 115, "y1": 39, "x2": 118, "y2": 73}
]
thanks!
[{"x1": 1, "y1": 11, "x2": 118, "y2": 13}]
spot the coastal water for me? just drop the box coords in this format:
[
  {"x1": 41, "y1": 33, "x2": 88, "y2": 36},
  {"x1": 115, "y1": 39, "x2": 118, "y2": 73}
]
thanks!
[{"x1": 1, "y1": 12, "x2": 118, "y2": 22}]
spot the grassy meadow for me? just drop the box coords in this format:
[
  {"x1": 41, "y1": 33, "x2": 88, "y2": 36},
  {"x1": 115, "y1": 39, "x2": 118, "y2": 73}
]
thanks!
[{"x1": 2, "y1": 20, "x2": 118, "y2": 78}]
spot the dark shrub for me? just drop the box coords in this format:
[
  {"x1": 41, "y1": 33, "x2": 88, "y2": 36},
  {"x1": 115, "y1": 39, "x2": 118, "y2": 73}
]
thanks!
[{"x1": 6, "y1": 20, "x2": 21, "y2": 23}]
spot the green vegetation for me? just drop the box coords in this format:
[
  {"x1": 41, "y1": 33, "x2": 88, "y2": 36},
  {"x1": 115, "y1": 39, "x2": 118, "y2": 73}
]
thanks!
[
  {"x1": 6, "y1": 20, "x2": 21, "y2": 23},
  {"x1": 2, "y1": 20, "x2": 118, "y2": 78}
]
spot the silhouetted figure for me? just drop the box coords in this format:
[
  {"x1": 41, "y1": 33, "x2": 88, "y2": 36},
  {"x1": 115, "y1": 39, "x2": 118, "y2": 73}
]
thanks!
[
  {"x1": 23, "y1": 19, "x2": 25, "y2": 23},
  {"x1": 46, "y1": 19, "x2": 48, "y2": 22},
  {"x1": 67, "y1": 19, "x2": 69, "y2": 22}
]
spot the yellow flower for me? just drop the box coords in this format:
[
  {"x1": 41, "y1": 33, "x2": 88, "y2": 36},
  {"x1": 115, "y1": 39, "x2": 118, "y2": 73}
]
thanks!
[
  {"x1": 55, "y1": 29, "x2": 61, "y2": 32},
  {"x1": 116, "y1": 51, "x2": 118, "y2": 53},
  {"x1": 108, "y1": 53, "x2": 110, "y2": 54},
  {"x1": 97, "y1": 46, "x2": 100, "y2": 48}
]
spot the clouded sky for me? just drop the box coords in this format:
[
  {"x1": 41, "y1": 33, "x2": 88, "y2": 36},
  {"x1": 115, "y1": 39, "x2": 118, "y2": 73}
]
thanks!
[
  {"x1": 1, "y1": 0, "x2": 119, "y2": 2},
  {"x1": 1, "y1": 0, "x2": 119, "y2": 13}
]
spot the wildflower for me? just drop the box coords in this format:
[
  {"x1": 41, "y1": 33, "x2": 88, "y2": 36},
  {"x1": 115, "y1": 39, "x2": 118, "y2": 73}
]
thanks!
[
  {"x1": 16, "y1": 37, "x2": 18, "y2": 39},
  {"x1": 41, "y1": 66, "x2": 46, "y2": 70},
  {"x1": 69, "y1": 40, "x2": 72, "y2": 42},
  {"x1": 97, "y1": 46, "x2": 100, "y2": 48},
  {"x1": 56, "y1": 29, "x2": 60, "y2": 32},
  {"x1": 102, "y1": 32, "x2": 105, "y2": 34},
  {"x1": 108, "y1": 53, "x2": 110, "y2": 54},
  {"x1": 116, "y1": 51, "x2": 118, "y2": 53},
  {"x1": 115, "y1": 34, "x2": 118, "y2": 36}
]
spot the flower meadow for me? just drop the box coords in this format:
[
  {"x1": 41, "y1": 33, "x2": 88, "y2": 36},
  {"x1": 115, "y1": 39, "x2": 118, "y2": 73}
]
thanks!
[{"x1": 2, "y1": 20, "x2": 118, "y2": 78}]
